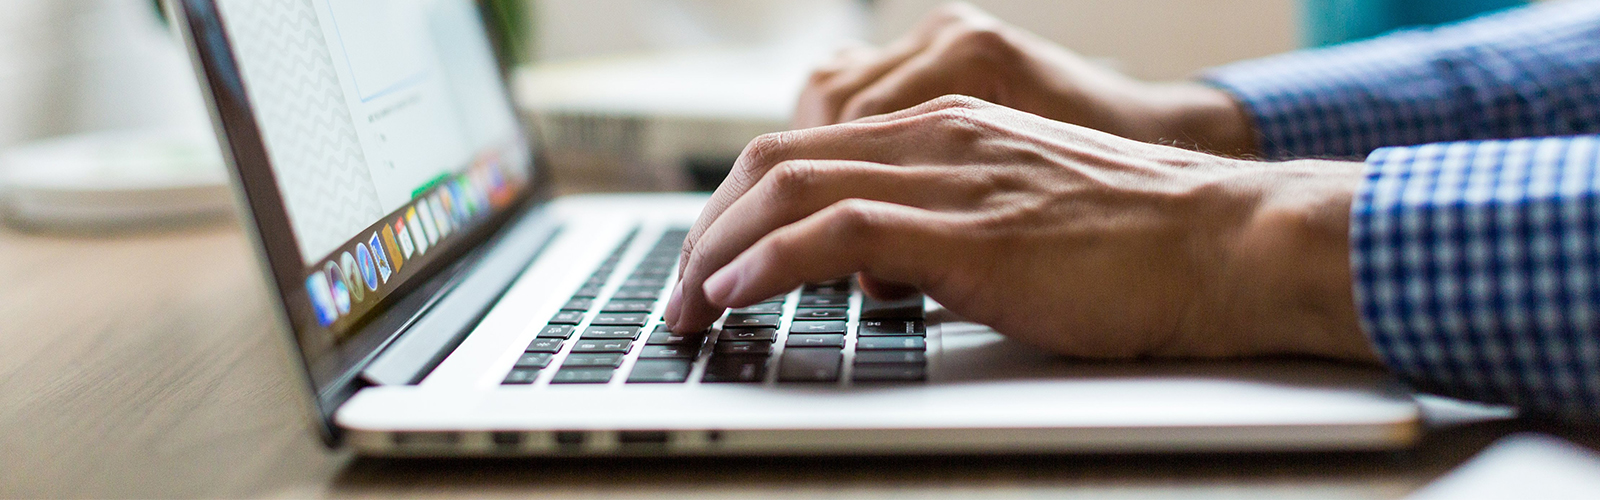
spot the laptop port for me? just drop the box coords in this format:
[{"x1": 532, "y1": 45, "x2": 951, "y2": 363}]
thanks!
[
  {"x1": 391, "y1": 431, "x2": 460, "y2": 448},
  {"x1": 490, "y1": 431, "x2": 522, "y2": 448},
  {"x1": 554, "y1": 431, "x2": 586, "y2": 452},
  {"x1": 617, "y1": 430, "x2": 670, "y2": 447}
]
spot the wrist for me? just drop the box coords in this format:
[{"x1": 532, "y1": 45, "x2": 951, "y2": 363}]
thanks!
[
  {"x1": 1133, "y1": 82, "x2": 1260, "y2": 158},
  {"x1": 1203, "y1": 160, "x2": 1378, "y2": 363}
]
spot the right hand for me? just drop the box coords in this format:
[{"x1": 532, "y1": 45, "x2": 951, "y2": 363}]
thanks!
[
  {"x1": 796, "y1": 2, "x2": 1258, "y2": 156},
  {"x1": 667, "y1": 96, "x2": 1378, "y2": 363}
]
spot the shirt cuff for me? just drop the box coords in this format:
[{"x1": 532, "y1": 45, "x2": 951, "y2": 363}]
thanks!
[{"x1": 1349, "y1": 136, "x2": 1600, "y2": 421}]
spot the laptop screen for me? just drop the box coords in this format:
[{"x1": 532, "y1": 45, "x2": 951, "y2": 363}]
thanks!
[{"x1": 214, "y1": 0, "x2": 531, "y2": 341}]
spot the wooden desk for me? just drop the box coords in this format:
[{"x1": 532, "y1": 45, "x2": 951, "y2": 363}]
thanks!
[{"x1": 1, "y1": 222, "x2": 1593, "y2": 498}]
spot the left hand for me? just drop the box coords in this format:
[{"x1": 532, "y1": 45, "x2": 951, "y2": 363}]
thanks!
[{"x1": 664, "y1": 96, "x2": 1379, "y2": 362}]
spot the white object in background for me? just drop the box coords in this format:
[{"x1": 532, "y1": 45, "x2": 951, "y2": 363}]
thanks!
[
  {"x1": 533, "y1": 0, "x2": 867, "y2": 62},
  {"x1": 516, "y1": 46, "x2": 818, "y2": 190},
  {"x1": 68, "y1": 0, "x2": 212, "y2": 134},
  {"x1": 520, "y1": 0, "x2": 868, "y2": 190},
  {"x1": 1407, "y1": 433, "x2": 1600, "y2": 500},
  {"x1": 0, "y1": 129, "x2": 233, "y2": 229}
]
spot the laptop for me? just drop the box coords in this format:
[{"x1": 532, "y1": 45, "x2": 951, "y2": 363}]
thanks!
[{"x1": 171, "y1": 0, "x2": 1421, "y2": 456}]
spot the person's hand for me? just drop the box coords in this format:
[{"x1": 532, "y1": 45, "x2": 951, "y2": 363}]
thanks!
[
  {"x1": 796, "y1": 2, "x2": 1258, "y2": 156},
  {"x1": 665, "y1": 96, "x2": 1378, "y2": 362}
]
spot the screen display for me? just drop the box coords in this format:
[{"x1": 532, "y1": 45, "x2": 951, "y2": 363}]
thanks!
[{"x1": 215, "y1": 0, "x2": 531, "y2": 339}]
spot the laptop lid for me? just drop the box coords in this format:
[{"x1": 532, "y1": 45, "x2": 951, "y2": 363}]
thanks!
[{"x1": 172, "y1": 0, "x2": 546, "y2": 443}]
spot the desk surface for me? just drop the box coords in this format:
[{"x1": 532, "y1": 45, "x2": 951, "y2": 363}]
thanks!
[{"x1": 0, "y1": 221, "x2": 1593, "y2": 499}]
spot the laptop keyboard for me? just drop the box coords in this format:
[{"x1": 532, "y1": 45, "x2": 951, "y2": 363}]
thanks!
[{"x1": 501, "y1": 227, "x2": 928, "y2": 387}]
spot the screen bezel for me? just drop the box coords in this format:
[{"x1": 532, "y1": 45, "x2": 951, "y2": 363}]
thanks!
[{"x1": 172, "y1": 0, "x2": 554, "y2": 444}]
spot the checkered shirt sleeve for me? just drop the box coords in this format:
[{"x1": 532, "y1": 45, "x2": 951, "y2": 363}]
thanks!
[
  {"x1": 1203, "y1": 0, "x2": 1600, "y2": 161},
  {"x1": 1354, "y1": 137, "x2": 1600, "y2": 421},
  {"x1": 1201, "y1": 2, "x2": 1600, "y2": 420}
]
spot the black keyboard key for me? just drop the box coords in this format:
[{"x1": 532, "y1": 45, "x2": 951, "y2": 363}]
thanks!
[
  {"x1": 562, "y1": 298, "x2": 594, "y2": 311},
  {"x1": 852, "y1": 364, "x2": 926, "y2": 382},
  {"x1": 803, "y1": 279, "x2": 852, "y2": 294},
  {"x1": 797, "y1": 295, "x2": 849, "y2": 308},
  {"x1": 778, "y1": 348, "x2": 842, "y2": 383},
  {"x1": 549, "y1": 311, "x2": 584, "y2": 325},
  {"x1": 503, "y1": 368, "x2": 541, "y2": 385},
  {"x1": 646, "y1": 326, "x2": 705, "y2": 345},
  {"x1": 861, "y1": 295, "x2": 924, "y2": 319},
  {"x1": 732, "y1": 302, "x2": 784, "y2": 314},
  {"x1": 789, "y1": 321, "x2": 846, "y2": 334},
  {"x1": 792, "y1": 308, "x2": 845, "y2": 320},
  {"x1": 611, "y1": 288, "x2": 660, "y2": 300},
  {"x1": 854, "y1": 350, "x2": 926, "y2": 364},
  {"x1": 714, "y1": 340, "x2": 772, "y2": 355},
  {"x1": 858, "y1": 320, "x2": 926, "y2": 336},
  {"x1": 856, "y1": 336, "x2": 926, "y2": 351},
  {"x1": 515, "y1": 352, "x2": 554, "y2": 368},
  {"x1": 719, "y1": 328, "x2": 777, "y2": 342},
  {"x1": 723, "y1": 313, "x2": 780, "y2": 329},
  {"x1": 525, "y1": 337, "x2": 565, "y2": 353},
  {"x1": 640, "y1": 345, "x2": 699, "y2": 359},
  {"x1": 600, "y1": 300, "x2": 655, "y2": 313},
  {"x1": 537, "y1": 325, "x2": 576, "y2": 338},
  {"x1": 592, "y1": 312, "x2": 649, "y2": 326},
  {"x1": 581, "y1": 326, "x2": 642, "y2": 339},
  {"x1": 785, "y1": 333, "x2": 845, "y2": 348},
  {"x1": 551, "y1": 367, "x2": 614, "y2": 384},
  {"x1": 572, "y1": 339, "x2": 633, "y2": 353},
  {"x1": 702, "y1": 357, "x2": 767, "y2": 383},
  {"x1": 628, "y1": 359, "x2": 692, "y2": 383},
  {"x1": 571, "y1": 285, "x2": 604, "y2": 298},
  {"x1": 562, "y1": 353, "x2": 625, "y2": 368}
]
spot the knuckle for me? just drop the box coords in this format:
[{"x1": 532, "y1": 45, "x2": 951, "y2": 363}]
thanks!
[
  {"x1": 946, "y1": 29, "x2": 1020, "y2": 71},
  {"x1": 824, "y1": 199, "x2": 884, "y2": 240},
  {"x1": 925, "y1": 94, "x2": 987, "y2": 112},
  {"x1": 749, "y1": 132, "x2": 784, "y2": 157},
  {"x1": 951, "y1": 24, "x2": 1008, "y2": 50},
  {"x1": 737, "y1": 131, "x2": 796, "y2": 177},
  {"x1": 764, "y1": 160, "x2": 824, "y2": 200},
  {"x1": 914, "y1": 105, "x2": 987, "y2": 143}
]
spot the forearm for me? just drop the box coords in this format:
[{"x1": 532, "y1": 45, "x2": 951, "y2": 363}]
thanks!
[{"x1": 1115, "y1": 81, "x2": 1262, "y2": 158}]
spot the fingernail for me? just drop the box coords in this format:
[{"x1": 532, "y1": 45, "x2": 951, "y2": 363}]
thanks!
[
  {"x1": 664, "y1": 281, "x2": 683, "y2": 328},
  {"x1": 703, "y1": 266, "x2": 739, "y2": 305}
]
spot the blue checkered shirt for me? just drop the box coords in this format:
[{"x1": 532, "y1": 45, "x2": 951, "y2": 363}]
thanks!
[{"x1": 1206, "y1": 1, "x2": 1600, "y2": 421}]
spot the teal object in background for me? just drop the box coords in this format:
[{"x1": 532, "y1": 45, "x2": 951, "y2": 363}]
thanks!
[{"x1": 1301, "y1": 0, "x2": 1529, "y2": 47}]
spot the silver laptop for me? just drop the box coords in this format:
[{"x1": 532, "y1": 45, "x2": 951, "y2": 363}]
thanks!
[{"x1": 172, "y1": 0, "x2": 1420, "y2": 456}]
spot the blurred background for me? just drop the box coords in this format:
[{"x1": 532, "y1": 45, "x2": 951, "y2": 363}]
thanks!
[{"x1": 0, "y1": 0, "x2": 1532, "y2": 228}]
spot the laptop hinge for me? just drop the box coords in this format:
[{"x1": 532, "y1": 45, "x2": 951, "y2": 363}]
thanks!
[{"x1": 361, "y1": 207, "x2": 562, "y2": 386}]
